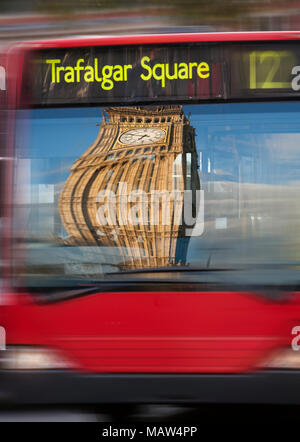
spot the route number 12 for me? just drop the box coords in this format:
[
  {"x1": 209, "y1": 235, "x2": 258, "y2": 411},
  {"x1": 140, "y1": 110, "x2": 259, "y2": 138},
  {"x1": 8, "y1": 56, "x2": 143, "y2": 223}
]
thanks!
[{"x1": 249, "y1": 50, "x2": 295, "y2": 89}]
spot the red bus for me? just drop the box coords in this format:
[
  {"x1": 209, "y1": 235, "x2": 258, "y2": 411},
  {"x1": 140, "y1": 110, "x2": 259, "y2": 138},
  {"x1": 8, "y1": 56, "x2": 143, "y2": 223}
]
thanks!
[{"x1": 1, "y1": 32, "x2": 300, "y2": 406}]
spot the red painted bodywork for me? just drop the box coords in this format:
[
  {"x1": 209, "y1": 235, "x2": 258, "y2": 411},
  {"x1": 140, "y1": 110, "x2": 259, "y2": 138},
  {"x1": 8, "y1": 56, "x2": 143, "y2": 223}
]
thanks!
[
  {"x1": 3, "y1": 291, "x2": 300, "y2": 374},
  {"x1": 2, "y1": 32, "x2": 300, "y2": 375},
  {"x1": 17, "y1": 31, "x2": 300, "y2": 49}
]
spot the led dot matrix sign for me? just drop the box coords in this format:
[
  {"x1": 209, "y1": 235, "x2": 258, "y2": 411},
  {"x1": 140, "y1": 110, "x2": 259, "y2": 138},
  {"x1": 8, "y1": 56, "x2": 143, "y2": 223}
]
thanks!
[{"x1": 23, "y1": 42, "x2": 300, "y2": 107}]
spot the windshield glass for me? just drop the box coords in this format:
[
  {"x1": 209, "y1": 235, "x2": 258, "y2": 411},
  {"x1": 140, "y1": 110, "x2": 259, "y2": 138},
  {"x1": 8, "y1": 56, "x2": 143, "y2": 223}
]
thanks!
[{"x1": 13, "y1": 102, "x2": 300, "y2": 288}]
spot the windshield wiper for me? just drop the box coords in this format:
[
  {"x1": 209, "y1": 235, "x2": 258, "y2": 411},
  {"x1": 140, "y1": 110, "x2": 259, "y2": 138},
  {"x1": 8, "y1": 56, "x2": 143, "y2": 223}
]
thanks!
[
  {"x1": 107, "y1": 265, "x2": 235, "y2": 275},
  {"x1": 32, "y1": 278, "x2": 224, "y2": 304}
]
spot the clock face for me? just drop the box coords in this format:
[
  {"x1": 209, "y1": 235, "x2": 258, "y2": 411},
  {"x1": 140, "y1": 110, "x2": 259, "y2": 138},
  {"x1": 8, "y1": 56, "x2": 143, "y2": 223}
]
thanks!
[{"x1": 119, "y1": 128, "x2": 166, "y2": 145}]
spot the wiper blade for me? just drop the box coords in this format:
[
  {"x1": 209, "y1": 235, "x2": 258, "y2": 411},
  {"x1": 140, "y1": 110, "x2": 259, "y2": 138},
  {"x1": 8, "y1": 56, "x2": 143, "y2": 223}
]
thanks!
[
  {"x1": 32, "y1": 279, "x2": 223, "y2": 304},
  {"x1": 107, "y1": 265, "x2": 235, "y2": 275}
]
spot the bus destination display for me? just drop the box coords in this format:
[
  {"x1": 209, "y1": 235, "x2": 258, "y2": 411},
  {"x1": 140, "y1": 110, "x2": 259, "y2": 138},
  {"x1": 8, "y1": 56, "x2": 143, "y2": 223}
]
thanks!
[{"x1": 24, "y1": 42, "x2": 300, "y2": 106}]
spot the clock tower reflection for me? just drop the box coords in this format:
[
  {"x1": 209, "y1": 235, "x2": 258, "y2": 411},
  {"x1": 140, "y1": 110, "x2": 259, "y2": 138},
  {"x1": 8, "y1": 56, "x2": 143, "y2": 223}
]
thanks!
[{"x1": 59, "y1": 106, "x2": 200, "y2": 270}]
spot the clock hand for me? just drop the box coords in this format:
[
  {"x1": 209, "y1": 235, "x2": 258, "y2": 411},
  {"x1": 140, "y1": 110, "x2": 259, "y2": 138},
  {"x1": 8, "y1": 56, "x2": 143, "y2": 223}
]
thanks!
[{"x1": 131, "y1": 134, "x2": 144, "y2": 139}]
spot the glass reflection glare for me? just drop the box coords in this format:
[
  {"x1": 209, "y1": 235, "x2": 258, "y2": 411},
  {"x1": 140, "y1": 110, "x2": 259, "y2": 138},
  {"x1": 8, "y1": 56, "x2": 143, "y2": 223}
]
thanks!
[{"x1": 13, "y1": 102, "x2": 300, "y2": 287}]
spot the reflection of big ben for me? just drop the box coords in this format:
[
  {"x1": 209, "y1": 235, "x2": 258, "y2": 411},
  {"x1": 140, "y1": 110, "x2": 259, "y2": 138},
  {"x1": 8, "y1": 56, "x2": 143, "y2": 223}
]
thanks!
[{"x1": 59, "y1": 106, "x2": 200, "y2": 270}]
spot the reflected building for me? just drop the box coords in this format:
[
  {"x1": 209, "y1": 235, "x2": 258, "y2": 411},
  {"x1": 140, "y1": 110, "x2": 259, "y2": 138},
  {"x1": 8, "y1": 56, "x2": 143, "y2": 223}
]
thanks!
[{"x1": 59, "y1": 106, "x2": 200, "y2": 269}]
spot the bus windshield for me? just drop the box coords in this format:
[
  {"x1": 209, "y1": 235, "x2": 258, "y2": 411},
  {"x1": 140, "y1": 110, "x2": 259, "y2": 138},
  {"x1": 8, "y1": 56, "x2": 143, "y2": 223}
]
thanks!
[{"x1": 13, "y1": 102, "x2": 300, "y2": 290}]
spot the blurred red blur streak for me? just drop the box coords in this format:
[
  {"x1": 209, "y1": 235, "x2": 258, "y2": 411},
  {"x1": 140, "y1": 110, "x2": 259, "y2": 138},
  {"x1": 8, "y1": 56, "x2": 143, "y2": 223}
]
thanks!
[{"x1": 2, "y1": 290, "x2": 300, "y2": 374}]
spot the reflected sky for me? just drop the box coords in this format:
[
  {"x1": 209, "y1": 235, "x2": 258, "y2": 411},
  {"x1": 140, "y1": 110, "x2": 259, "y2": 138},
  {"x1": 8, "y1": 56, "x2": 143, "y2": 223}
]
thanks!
[{"x1": 15, "y1": 102, "x2": 300, "y2": 185}]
